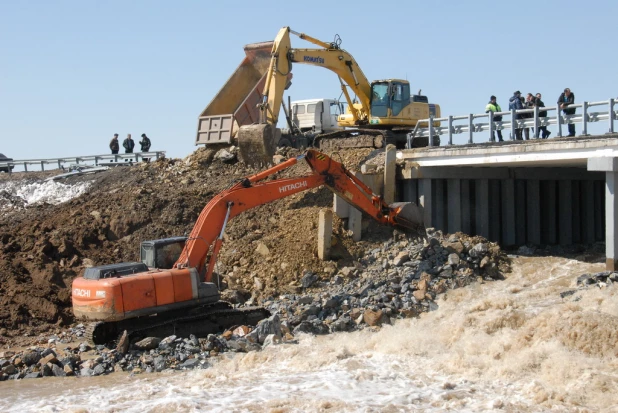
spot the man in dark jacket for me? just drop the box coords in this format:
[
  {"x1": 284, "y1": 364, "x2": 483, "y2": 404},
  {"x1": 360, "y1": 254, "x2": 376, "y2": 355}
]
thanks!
[
  {"x1": 535, "y1": 93, "x2": 551, "y2": 139},
  {"x1": 139, "y1": 133, "x2": 151, "y2": 152},
  {"x1": 558, "y1": 88, "x2": 576, "y2": 137},
  {"x1": 509, "y1": 91, "x2": 524, "y2": 140},
  {"x1": 123, "y1": 134, "x2": 135, "y2": 154},
  {"x1": 485, "y1": 95, "x2": 503, "y2": 142},
  {"x1": 109, "y1": 133, "x2": 120, "y2": 154},
  {"x1": 522, "y1": 93, "x2": 536, "y2": 140}
]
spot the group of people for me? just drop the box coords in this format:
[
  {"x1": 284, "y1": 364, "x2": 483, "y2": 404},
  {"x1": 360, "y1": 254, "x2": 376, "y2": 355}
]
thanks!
[
  {"x1": 485, "y1": 88, "x2": 576, "y2": 142},
  {"x1": 109, "y1": 133, "x2": 151, "y2": 154}
]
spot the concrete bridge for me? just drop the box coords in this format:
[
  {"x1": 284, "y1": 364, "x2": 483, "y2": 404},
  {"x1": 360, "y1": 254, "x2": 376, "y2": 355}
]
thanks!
[
  {"x1": 331, "y1": 133, "x2": 618, "y2": 271},
  {"x1": 394, "y1": 134, "x2": 618, "y2": 270}
]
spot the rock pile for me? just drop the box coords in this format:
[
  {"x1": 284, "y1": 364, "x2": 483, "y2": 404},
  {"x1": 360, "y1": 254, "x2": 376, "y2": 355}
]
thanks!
[
  {"x1": 256, "y1": 228, "x2": 510, "y2": 334},
  {"x1": 0, "y1": 228, "x2": 510, "y2": 380}
]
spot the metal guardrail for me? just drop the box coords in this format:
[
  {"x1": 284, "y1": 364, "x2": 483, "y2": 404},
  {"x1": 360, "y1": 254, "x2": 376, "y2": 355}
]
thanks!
[
  {"x1": 0, "y1": 151, "x2": 166, "y2": 173},
  {"x1": 407, "y1": 97, "x2": 618, "y2": 147}
]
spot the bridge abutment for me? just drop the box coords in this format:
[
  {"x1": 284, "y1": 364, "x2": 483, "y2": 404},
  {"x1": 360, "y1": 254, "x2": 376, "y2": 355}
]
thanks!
[{"x1": 588, "y1": 157, "x2": 618, "y2": 270}]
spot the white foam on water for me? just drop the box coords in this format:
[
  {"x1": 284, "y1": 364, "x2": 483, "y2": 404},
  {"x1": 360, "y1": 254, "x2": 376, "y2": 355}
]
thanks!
[{"x1": 0, "y1": 256, "x2": 616, "y2": 412}]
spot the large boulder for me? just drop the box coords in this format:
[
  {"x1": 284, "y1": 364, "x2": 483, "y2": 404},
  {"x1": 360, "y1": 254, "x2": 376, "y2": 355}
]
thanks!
[
  {"x1": 292, "y1": 320, "x2": 330, "y2": 335},
  {"x1": 246, "y1": 314, "x2": 282, "y2": 344}
]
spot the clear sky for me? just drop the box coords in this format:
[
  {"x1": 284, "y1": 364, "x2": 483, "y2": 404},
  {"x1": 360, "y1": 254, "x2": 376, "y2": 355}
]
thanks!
[{"x1": 1, "y1": 0, "x2": 617, "y2": 161}]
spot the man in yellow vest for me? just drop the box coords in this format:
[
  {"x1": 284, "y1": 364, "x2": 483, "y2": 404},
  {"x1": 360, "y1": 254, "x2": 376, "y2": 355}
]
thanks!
[{"x1": 486, "y1": 95, "x2": 503, "y2": 142}]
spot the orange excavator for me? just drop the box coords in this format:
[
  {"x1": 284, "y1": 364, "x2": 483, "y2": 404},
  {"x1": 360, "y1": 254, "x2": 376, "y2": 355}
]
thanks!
[{"x1": 72, "y1": 149, "x2": 423, "y2": 344}]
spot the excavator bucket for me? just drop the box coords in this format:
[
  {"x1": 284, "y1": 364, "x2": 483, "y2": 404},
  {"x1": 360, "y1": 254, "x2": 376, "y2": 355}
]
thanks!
[
  {"x1": 389, "y1": 202, "x2": 425, "y2": 229},
  {"x1": 237, "y1": 124, "x2": 278, "y2": 165}
]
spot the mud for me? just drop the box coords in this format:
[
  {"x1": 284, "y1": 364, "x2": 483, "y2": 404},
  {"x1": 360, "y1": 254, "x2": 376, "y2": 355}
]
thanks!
[{"x1": 0, "y1": 147, "x2": 399, "y2": 347}]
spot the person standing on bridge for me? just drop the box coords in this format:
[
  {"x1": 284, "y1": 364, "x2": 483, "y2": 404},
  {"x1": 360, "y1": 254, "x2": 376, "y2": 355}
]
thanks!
[
  {"x1": 139, "y1": 133, "x2": 151, "y2": 152},
  {"x1": 123, "y1": 133, "x2": 135, "y2": 154},
  {"x1": 523, "y1": 93, "x2": 536, "y2": 140},
  {"x1": 509, "y1": 91, "x2": 524, "y2": 140},
  {"x1": 485, "y1": 96, "x2": 503, "y2": 142},
  {"x1": 535, "y1": 93, "x2": 551, "y2": 139},
  {"x1": 558, "y1": 88, "x2": 576, "y2": 137},
  {"x1": 109, "y1": 133, "x2": 120, "y2": 154}
]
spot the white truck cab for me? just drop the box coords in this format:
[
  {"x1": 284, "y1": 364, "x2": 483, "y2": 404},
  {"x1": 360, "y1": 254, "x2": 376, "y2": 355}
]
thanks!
[{"x1": 291, "y1": 99, "x2": 344, "y2": 134}]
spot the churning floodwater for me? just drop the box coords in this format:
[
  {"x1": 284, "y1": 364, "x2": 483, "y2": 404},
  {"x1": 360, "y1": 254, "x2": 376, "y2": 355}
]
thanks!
[{"x1": 1, "y1": 256, "x2": 617, "y2": 412}]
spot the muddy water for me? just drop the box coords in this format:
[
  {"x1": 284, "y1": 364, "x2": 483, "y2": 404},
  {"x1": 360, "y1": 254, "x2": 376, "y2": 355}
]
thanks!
[{"x1": 1, "y1": 256, "x2": 617, "y2": 412}]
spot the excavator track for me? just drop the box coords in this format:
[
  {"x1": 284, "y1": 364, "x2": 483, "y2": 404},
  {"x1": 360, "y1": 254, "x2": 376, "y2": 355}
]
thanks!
[
  {"x1": 315, "y1": 129, "x2": 440, "y2": 151},
  {"x1": 85, "y1": 302, "x2": 270, "y2": 345},
  {"x1": 315, "y1": 129, "x2": 388, "y2": 151}
]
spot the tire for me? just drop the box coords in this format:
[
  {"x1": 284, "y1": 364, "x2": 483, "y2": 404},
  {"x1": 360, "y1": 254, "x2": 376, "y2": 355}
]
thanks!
[{"x1": 279, "y1": 138, "x2": 292, "y2": 147}]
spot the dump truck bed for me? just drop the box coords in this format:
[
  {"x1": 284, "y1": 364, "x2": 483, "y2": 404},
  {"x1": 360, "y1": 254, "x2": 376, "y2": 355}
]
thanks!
[{"x1": 196, "y1": 41, "x2": 289, "y2": 146}]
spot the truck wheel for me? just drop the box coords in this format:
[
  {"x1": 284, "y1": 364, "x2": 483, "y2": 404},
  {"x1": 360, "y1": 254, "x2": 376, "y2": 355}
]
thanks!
[{"x1": 279, "y1": 138, "x2": 292, "y2": 147}]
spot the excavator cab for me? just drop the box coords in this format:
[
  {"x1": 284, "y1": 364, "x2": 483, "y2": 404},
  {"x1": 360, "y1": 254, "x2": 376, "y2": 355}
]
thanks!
[
  {"x1": 370, "y1": 80, "x2": 411, "y2": 119},
  {"x1": 140, "y1": 237, "x2": 187, "y2": 269}
]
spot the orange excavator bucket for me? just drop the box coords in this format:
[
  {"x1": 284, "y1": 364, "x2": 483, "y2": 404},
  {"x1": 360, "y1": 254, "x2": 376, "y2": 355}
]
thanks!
[{"x1": 389, "y1": 202, "x2": 425, "y2": 229}]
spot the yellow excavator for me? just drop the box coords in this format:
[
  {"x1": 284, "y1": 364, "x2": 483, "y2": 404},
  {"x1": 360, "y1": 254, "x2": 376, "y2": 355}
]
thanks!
[{"x1": 237, "y1": 26, "x2": 441, "y2": 164}]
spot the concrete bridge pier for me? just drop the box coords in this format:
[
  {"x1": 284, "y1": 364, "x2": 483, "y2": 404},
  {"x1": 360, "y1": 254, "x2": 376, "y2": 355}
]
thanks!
[{"x1": 588, "y1": 157, "x2": 618, "y2": 270}]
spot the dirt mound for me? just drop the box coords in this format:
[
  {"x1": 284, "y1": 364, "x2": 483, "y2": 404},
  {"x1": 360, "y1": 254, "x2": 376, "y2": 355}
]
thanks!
[{"x1": 0, "y1": 148, "x2": 399, "y2": 345}]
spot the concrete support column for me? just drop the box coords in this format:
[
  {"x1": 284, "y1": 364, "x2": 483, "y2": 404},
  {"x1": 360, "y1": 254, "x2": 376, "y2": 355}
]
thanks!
[
  {"x1": 447, "y1": 179, "x2": 461, "y2": 234},
  {"x1": 515, "y1": 180, "x2": 527, "y2": 245},
  {"x1": 588, "y1": 157, "x2": 618, "y2": 269},
  {"x1": 317, "y1": 209, "x2": 333, "y2": 260},
  {"x1": 489, "y1": 180, "x2": 501, "y2": 242},
  {"x1": 501, "y1": 179, "x2": 516, "y2": 246},
  {"x1": 475, "y1": 179, "x2": 490, "y2": 238},
  {"x1": 333, "y1": 194, "x2": 350, "y2": 219},
  {"x1": 581, "y1": 180, "x2": 595, "y2": 244},
  {"x1": 594, "y1": 180, "x2": 605, "y2": 241},
  {"x1": 403, "y1": 180, "x2": 418, "y2": 204},
  {"x1": 606, "y1": 172, "x2": 618, "y2": 269},
  {"x1": 571, "y1": 181, "x2": 581, "y2": 244},
  {"x1": 420, "y1": 179, "x2": 433, "y2": 228},
  {"x1": 348, "y1": 172, "x2": 364, "y2": 241},
  {"x1": 526, "y1": 180, "x2": 541, "y2": 245},
  {"x1": 558, "y1": 180, "x2": 573, "y2": 245},
  {"x1": 461, "y1": 180, "x2": 472, "y2": 234},
  {"x1": 435, "y1": 180, "x2": 446, "y2": 232},
  {"x1": 543, "y1": 180, "x2": 557, "y2": 244},
  {"x1": 361, "y1": 173, "x2": 383, "y2": 195},
  {"x1": 384, "y1": 145, "x2": 396, "y2": 204}
]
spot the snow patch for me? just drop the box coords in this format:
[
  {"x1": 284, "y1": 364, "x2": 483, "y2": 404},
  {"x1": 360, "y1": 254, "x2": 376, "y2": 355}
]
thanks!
[{"x1": 0, "y1": 180, "x2": 91, "y2": 211}]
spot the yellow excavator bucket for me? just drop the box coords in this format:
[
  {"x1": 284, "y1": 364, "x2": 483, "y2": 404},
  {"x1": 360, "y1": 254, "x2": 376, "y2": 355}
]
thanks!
[{"x1": 237, "y1": 124, "x2": 278, "y2": 165}]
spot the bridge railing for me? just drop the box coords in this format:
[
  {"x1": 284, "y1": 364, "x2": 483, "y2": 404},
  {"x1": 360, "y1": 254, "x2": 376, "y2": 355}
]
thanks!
[
  {"x1": 0, "y1": 151, "x2": 166, "y2": 173},
  {"x1": 408, "y1": 97, "x2": 618, "y2": 147}
]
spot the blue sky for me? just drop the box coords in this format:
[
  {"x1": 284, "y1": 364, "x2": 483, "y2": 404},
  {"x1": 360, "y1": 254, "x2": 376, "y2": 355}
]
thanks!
[{"x1": 1, "y1": 0, "x2": 616, "y2": 161}]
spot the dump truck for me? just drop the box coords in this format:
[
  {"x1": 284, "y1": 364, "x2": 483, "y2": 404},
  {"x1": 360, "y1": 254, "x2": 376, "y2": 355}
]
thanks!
[
  {"x1": 195, "y1": 41, "x2": 341, "y2": 151},
  {"x1": 195, "y1": 41, "x2": 343, "y2": 155}
]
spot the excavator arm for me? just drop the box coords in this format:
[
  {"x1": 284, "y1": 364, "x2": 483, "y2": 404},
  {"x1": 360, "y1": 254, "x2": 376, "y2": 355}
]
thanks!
[
  {"x1": 238, "y1": 27, "x2": 373, "y2": 164},
  {"x1": 175, "y1": 149, "x2": 422, "y2": 282},
  {"x1": 261, "y1": 27, "x2": 372, "y2": 125}
]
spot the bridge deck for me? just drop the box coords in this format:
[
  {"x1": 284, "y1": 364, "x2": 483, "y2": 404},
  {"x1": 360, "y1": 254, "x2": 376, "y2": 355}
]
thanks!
[{"x1": 398, "y1": 134, "x2": 618, "y2": 168}]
